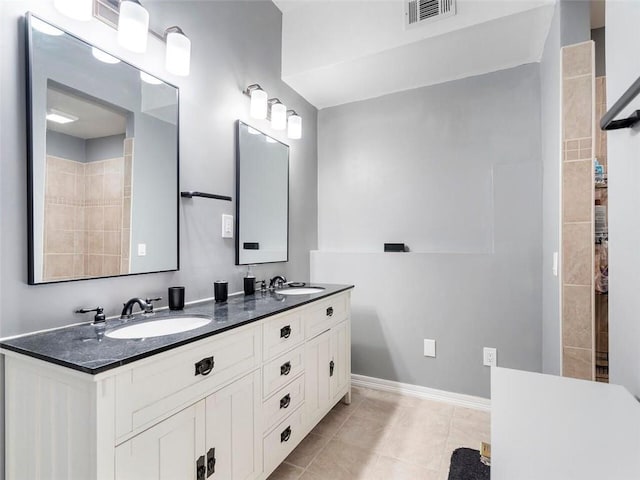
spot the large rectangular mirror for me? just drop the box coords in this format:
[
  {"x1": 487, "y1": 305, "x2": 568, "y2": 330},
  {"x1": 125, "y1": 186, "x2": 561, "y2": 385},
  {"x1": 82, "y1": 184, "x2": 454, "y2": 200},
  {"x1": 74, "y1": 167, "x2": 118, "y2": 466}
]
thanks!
[
  {"x1": 26, "y1": 14, "x2": 179, "y2": 284},
  {"x1": 236, "y1": 121, "x2": 289, "y2": 265}
]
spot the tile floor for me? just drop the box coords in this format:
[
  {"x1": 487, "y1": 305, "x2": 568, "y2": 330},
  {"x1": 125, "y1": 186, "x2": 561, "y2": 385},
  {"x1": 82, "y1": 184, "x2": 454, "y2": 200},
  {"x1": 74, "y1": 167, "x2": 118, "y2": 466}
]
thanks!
[{"x1": 267, "y1": 386, "x2": 491, "y2": 480}]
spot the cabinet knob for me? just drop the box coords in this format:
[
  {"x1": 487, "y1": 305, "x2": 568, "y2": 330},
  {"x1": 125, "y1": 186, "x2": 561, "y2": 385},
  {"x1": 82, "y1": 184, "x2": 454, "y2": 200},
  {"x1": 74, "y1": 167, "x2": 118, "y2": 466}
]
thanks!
[
  {"x1": 195, "y1": 356, "x2": 215, "y2": 376},
  {"x1": 280, "y1": 393, "x2": 291, "y2": 409},
  {"x1": 280, "y1": 426, "x2": 292, "y2": 443},
  {"x1": 280, "y1": 361, "x2": 292, "y2": 376},
  {"x1": 280, "y1": 325, "x2": 292, "y2": 339},
  {"x1": 326, "y1": 307, "x2": 334, "y2": 317},
  {"x1": 329, "y1": 360, "x2": 335, "y2": 377}
]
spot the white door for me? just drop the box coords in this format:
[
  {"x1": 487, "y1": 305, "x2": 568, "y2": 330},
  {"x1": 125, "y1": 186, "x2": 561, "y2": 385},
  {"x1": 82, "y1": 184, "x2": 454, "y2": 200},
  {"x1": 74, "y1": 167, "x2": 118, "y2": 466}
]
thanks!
[
  {"x1": 304, "y1": 330, "x2": 331, "y2": 425},
  {"x1": 330, "y1": 321, "x2": 349, "y2": 400},
  {"x1": 115, "y1": 401, "x2": 206, "y2": 480},
  {"x1": 205, "y1": 370, "x2": 261, "y2": 480}
]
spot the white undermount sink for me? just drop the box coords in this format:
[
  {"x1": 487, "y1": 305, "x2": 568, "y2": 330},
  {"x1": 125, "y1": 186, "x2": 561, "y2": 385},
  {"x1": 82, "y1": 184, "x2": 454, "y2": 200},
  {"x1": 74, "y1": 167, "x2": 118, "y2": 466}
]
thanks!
[
  {"x1": 276, "y1": 287, "x2": 325, "y2": 296},
  {"x1": 106, "y1": 315, "x2": 212, "y2": 339}
]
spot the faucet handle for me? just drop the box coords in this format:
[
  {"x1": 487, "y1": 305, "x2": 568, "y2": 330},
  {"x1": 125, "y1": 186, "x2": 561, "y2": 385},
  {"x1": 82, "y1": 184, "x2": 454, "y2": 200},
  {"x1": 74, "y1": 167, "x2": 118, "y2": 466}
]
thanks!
[
  {"x1": 75, "y1": 306, "x2": 106, "y2": 324},
  {"x1": 145, "y1": 297, "x2": 162, "y2": 313}
]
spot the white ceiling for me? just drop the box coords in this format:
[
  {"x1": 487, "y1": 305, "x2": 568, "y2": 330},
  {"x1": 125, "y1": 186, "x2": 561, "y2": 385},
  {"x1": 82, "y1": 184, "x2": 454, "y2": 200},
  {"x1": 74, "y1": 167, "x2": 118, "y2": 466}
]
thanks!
[{"x1": 274, "y1": 0, "x2": 557, "y2": 109}]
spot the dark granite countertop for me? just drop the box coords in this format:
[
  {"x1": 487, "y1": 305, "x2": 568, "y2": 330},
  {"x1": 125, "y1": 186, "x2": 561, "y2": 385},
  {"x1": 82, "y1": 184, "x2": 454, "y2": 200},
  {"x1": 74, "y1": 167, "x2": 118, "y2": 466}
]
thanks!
[{"x1": 0, "y1": 284, "x2": 353, "y2": 376}]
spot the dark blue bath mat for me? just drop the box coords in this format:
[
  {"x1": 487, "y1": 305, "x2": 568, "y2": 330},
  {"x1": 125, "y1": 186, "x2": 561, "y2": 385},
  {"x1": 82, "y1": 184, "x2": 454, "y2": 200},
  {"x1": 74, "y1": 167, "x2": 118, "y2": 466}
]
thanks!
[{"x1": 448, "y1": 448, "x2": 490, "y2": 480}]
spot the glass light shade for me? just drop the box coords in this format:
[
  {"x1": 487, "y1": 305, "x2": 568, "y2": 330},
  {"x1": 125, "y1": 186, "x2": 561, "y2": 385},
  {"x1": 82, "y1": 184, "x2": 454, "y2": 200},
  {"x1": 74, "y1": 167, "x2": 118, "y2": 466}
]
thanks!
[
  {"x1": 117, "y1": 0, "x2": 149, "y2": 53},
  {"x1": 31, "y1": 17, "x2": 64, "y2": 36},
  {"x1": 92, "y1": 47, "x2": 120, "y2": 64},
  {"x1": 140, "y1": 71, "x2": 163, "y2": 85},
  {"x1": 54, "y1": 0, "x2": 92, "y2": 21},
  {"x1": 271, "y1": 103, "x2": 287, "y2": 130},
  {"x1": 287, "y1": 114, "x2": 302, "y2": 139},
  {"x1": 165, "y1": 31, "x2": 191, "y2": 76},
  {"x1": 250, "y1": 89, "x2": 268, "y2": 119}
]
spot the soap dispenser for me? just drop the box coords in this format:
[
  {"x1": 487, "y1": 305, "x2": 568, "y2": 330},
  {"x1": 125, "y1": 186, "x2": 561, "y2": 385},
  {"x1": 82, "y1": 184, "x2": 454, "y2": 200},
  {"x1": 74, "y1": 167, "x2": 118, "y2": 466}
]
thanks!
[{"x1": 244, "y1": 265, "x2": 256, "y2": 295}]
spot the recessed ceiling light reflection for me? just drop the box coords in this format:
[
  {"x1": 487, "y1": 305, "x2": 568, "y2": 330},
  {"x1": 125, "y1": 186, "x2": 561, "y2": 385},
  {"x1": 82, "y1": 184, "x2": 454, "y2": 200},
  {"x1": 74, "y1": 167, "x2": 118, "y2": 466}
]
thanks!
[
  {"x1": 31, "y1": 17, "x2": 64, "y2": 36},
  {"x1": 247, "y1": 127, "x2": 260, "y2": 135},
  {"x1": 91, "y1": 47, "x2": 120, "y2": 64},
  {"x1": 140, "y1": 71, "x2": 163, "y2": 85},
  {"x1": 265, "y1": 136, "x2": 277, "y2": 143},
  {"x1": 46, "y1": 109, "x2": 78, "y2": 124}
]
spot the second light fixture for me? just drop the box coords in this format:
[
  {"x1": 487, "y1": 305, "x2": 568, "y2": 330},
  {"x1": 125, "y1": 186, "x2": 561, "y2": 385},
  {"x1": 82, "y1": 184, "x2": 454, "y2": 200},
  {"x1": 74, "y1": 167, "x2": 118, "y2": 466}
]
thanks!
[{"x1": 244, "y1": 84, "x2": 303, "y2": 140}]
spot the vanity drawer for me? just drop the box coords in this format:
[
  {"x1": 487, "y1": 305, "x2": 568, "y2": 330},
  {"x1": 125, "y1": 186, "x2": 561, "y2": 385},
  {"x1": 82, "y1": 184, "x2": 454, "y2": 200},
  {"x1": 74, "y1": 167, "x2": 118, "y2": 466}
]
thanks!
[
  {"x1": 263, "y1": 310, "x2": 304, "y2": 361},
  {"x1": 264, "y1": 406, "x2": 305, "y2": 475},
  {"x1": 115, "y1": 324, "x2": 261, "y2": 440},
  {"x1": 305, "y1": 293, "x2": 349, "y2": 339},
  {"x1": 263, "y1": 374, "x2": 305, "y2": 433},
  {"x1": 263, "y1": 345, "x2": 304, "y2": 399}
]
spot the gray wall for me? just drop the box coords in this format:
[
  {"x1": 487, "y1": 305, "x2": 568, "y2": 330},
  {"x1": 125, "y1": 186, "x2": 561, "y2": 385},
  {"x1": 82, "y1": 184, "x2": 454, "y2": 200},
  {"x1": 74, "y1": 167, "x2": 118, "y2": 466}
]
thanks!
[
  {"x1": 46, "y1": 130, "x2": 86, "y2": 161},
  {"x1": 591, "y1": 27, "x2": 606, "y2": 77},
  {"x1": 85, "y1": 134, "x2": 125, "y2": 162},
  {"x1": 560, "y1": 0, "x2": 591, "y2": 47},
  {"x1": 314, "y1": 64, "x2": 542, "y2": 398}
]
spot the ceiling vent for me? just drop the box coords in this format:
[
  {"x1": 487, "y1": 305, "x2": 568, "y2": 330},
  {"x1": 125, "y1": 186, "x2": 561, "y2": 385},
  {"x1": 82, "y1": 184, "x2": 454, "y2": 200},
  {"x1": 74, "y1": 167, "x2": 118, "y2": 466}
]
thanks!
[{"x1": 405, "y1": 0, "x2": 456, "y2": 29}]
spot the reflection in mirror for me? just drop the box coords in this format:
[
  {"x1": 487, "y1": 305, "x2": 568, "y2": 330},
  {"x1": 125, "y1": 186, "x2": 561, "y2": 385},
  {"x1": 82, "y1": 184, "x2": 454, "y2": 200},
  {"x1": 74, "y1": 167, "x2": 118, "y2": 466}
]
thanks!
[
  {"x1": 236, "y1": 121, "x2": 289, "y2": 265},
  {"x1": 26, "y1": 14, "x2": 179, "y2": 284}
]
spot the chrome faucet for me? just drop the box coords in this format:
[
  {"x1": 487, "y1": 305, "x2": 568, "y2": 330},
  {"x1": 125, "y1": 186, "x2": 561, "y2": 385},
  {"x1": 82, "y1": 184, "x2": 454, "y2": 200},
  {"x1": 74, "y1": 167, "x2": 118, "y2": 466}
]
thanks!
[
  {"x1": 121, "y1": 297, "x2": 161, "y2": 319},
  {"x1": 269, "y1": 275, "x2": 287, "y2": 290}
]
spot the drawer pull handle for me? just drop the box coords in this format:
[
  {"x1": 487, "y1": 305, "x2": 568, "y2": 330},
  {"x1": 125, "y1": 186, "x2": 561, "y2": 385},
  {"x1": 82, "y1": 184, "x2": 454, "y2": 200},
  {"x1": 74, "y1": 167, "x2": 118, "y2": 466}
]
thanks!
[
  {"x1": 281, "y1": 426, "x2": 292, "y2": 443},
  {"x1": 330, "y1": 360, "x2": 335, "y2": 377},
  {"x1": 280, "y1": 325, "x2": 292, "y2": 339},
  {"x1": 196, "y1": 455, "x2": 206, "y2": 480},
  {"x1": 280, "y1": 393, "x2": 291, "y2": 409},
  {"x1": 326, "y1": 307, "x2": 334, "y2": 317},
  {"x1": 280, "y1": 361, "x2": 292, "y2": 376},
  {"x1": 206, "y1": 448, "x2": 216, "y2": 477},
  {"x1": 195, "y1": 356, "x2": 215, "y2": 376}
]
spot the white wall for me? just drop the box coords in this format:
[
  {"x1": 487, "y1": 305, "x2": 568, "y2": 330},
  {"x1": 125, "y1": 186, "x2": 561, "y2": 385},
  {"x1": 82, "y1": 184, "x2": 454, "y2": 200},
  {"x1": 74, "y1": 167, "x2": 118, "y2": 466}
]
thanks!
[
  {"x1": 314, "y1": 64, "x2": 543, "y2": 398},
  {"x1": 606, "y1": 0, "x2": 640, "y2": 398}
]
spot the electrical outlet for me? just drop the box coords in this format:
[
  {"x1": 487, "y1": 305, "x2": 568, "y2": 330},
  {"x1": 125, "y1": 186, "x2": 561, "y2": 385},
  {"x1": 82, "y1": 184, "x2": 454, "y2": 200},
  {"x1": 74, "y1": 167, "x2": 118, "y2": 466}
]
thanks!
[
  {"x1": 423, "y1": 339, "x2": 436, "y2": 357},
  {"x1": 137, "y1": 243, "x2": 146, "y2": 257},
  {"x1": 483, "y1": 347, "x2": 497, "y2": 367}
]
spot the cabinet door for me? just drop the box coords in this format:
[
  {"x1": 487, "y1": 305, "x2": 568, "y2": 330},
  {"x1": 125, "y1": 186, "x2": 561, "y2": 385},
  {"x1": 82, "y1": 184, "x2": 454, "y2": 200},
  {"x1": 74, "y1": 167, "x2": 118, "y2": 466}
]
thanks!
[
  {"x1": 115, "y1": 401, "x2": 206, "y2": 480},
  {"x1": 205, "y1": 370, "x2": 261, "y2": 480},
  {"x1": 304, "y1": 330, "x2": 331, "y2": 425},
  {"x1": 330, "y1": 321, "x2": 349, "y2": 400}
]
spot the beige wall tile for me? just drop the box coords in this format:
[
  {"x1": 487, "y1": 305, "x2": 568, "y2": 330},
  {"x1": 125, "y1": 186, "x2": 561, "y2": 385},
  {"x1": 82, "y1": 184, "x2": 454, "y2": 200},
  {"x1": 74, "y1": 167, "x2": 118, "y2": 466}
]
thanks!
[
  {"x1": 563, "y1": 76, "x2": 593, "y2": 140},
  {"x1": 85, "y1": 174, "x2": 104, "y2": 203},
  {"x1": 86, "y1": 161, "x2": 104, "y2": 176},
  {"x1": 123, "y1": 198, "x2": 131, "y2": 228},
  {"x1": 44, "y1": 254, "x2": 74, "y2": 279},
  {"x1": 562, "y1": 222, "x2": 592, "y2": 285},
  {"x1": 124, "y1": 138, "x2": 133, "y2": 155},
  {"x1": 45, "y1": 230, "x2": 75, "y2": 255},
  {"x1": 104, "y1": 231, "x2": 121, "y2": 255},
  {"x1": 47, "y1": 171, "x2": 76, "y2": 199},
  {"x1": 104, "y1": 173, "x2": 123, "y2": 201},
  {"x1": 74, "y1": 231, "x2": 86, "y2": 254},
  {"x1": 86, "y1": 207, "x2": 104, "y2": 231},
  {"x1": 124, "y1": 155, "x2": 132, "y2": 188},
  {"x1": 75, "y1": 206, "x2": 85, "y2": 231},
  {"x1": 87, "y1": 255, "x2": 103, "y2": 277},
  {"x1": 563, "y1": 347, "x2": 593, "y2": 380},
  {"x1": 121, "y1": 230, "x2": 131, "y2": 258},
  {"x1": 73, "y1": 254, "x2": 85, "y2": 277},
  {"x1": 104, "y1": 206, "x2": 123, "y2": 231},
  {"x1": 87, "y1": 231, "x2": 104, "y2": 255},
  {"x1": 120, "y1": 257, "x2": 130, "y2": 275},
  {"x1": 562, "y1": 160, "x2": 592, "y2": 223},
  {"x1": 562, "y1": 285, "x2": 593, "y2": 349},
  {"x1": 103, "y1": 255, "x2": 120, "y2": 276},
  {"x1": 46, "y1": 204, "x2": 75, "y2": 231},
  {"x1": 563, "y1": 42, "x2": 592, "y2": 78},
  {"x1": 104, "y1": 157, "x2": 124, "y2": 174}
]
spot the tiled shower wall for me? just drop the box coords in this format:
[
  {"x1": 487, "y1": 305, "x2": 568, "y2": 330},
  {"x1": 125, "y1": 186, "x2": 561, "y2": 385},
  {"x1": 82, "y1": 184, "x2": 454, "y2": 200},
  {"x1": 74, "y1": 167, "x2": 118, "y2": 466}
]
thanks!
[
  {"x1": 561, "y1": 41, "x2": 595, "y2": 380},
  {"x1": 43, "y1": 140, "x2": 133, "y2": 281}
]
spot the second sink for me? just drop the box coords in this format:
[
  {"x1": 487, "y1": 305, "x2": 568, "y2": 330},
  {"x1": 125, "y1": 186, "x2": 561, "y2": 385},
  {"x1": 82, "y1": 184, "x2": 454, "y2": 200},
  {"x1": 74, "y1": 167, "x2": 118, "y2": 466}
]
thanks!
[{"x1": 106, "y1": 315, "x2": 212, "y2": 339}]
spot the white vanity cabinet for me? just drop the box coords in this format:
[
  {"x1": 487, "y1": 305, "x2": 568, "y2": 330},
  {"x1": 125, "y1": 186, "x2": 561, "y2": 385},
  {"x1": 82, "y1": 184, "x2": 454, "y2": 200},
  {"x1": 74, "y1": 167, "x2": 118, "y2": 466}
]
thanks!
[{"x1": 2, "y1": 290, "x2": 351, "y2": 480}]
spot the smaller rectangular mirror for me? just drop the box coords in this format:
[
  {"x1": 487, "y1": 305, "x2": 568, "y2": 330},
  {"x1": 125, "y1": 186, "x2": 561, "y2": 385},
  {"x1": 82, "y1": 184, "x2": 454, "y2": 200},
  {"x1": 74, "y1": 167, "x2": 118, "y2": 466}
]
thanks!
[{"x1": 236, "y1": 121, "x2": 289, "y2": 265}]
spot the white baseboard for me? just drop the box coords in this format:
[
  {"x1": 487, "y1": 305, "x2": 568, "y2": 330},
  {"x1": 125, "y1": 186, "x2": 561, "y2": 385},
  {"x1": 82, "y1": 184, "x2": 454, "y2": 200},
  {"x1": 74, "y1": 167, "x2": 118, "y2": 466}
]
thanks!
[{"x1": 351, "y1": 373, "x2": 491, "y2": 411}]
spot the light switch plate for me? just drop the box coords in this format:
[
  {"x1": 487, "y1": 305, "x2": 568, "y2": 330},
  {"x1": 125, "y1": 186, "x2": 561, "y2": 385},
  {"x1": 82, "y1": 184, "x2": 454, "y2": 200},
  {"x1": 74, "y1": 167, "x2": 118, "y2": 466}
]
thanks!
[
  {"x1": 222, "y1": 214, "x2": 233, "y2": 238},
  {"x1": 552, "y1": 251, "x2": 558, "y2": 277},
  {"x1": 137, "y1": 243, "x2": 146, "y2": 256},
  {"x1": 423, "y1": 339, "x2": 436, "y2": 357}
]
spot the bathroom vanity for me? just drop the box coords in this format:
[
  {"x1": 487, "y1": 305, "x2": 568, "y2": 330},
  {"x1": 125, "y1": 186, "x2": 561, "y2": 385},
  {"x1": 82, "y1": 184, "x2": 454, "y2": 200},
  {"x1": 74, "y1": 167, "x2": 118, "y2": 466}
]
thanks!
[{"x1": 1, "y1": 285, "x2": 352, "y2": 480}]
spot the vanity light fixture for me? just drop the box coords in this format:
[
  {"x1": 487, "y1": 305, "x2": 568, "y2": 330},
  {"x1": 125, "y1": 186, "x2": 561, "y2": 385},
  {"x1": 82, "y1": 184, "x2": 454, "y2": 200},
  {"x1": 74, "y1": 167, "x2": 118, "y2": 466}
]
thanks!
[
  {"x1": 287, "y1": 110, "x2": 302, "y2": 139},
  {"x1": 270, "y1": 99, "x2": 287, "y2": 130},
  {"x1": 54, "y1": 0, "x2": 93, "y2": 21},
  {"x1": 117, "y1": 0, "x2": 149, "y2": 53},
  {"x1": 91, "y1": 46, "x2": 120, "y2": 64},
  {"x1": 245, "y1": 84, "x2": 268, "y2": 120},
  {"x1": 46, "y1": 109, "x2": 79, "y2": 124},
  {"x1": 164, "y1": 26, "x2": 191, "y2": 76}
]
